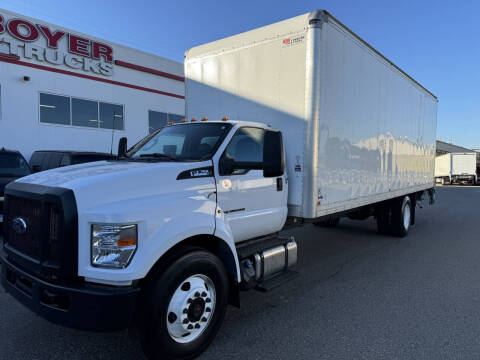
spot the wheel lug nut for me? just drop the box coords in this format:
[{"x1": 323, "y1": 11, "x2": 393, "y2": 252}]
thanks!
[
  {"x1": 187, "y1": 324, "x2": 193, "y2": 330},
  {"x1": 201, "y1": 317, "x2": 207, "y2": 322},
  {"x1": 183, "y1": 318, "x2": 189, "y2": 324},
  {"x1": 206, "y1": 307, "x2": 211, "y2": 312},
  {"x1": 195, "y1": 324, "x2": 201, "y2": 329},
  {"x1": 183, "y1": 308, "x2": 188, "y2": 314},
  {"x1": 168, "y1": 312, "x2": 177, "y2": 323},
  {"x1": 194, "y1": 292, "x2": 200, "y2": 297},
  {"x1": 206, "y1": 298, "x2": 211, "y2": 303},
  {"x1": 187, "y1": 298, "x2": 193, "y2": 303},
  {"x1": 201, "y1": 292, "x2": 207, "y2": 297}
]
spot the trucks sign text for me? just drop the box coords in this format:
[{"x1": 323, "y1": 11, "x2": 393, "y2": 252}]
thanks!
[{"x1": 0, "y1": 13, "x2": 114, "y2": 76}]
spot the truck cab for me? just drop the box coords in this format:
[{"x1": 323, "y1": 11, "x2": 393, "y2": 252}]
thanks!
[{"x1": 1, "y1": 120, "x2": 292, "y2": 359}]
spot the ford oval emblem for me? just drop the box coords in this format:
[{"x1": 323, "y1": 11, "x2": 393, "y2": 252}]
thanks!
[{"x1": 12, "y1": 217, "x2": 27, "y2": 235}]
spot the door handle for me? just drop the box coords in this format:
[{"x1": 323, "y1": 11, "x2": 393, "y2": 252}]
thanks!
[{"x1": 276, "y1": 177, "x2": 283, "y2": 191}]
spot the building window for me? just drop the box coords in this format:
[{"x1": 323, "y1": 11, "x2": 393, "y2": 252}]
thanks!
[
  {"x1": 100, "y1": 103, "x2": 124, "y2": 130},
  {"x1": 40, "y1": 93, "x2": 70, "y2": 125},
  {"x1": 39, "y1": 92, "x2": 124, "y2": 130},
  {"x1": 148, "y1": 111, "x2": 184, "y2": 134},
  {"x1": 72, "y1": 98, "x2": 98, "y2": 128}
]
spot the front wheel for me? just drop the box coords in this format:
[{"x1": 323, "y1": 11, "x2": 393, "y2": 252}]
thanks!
[{"x1": 138, "y1": 250, "x2": 229, "y2": 360}]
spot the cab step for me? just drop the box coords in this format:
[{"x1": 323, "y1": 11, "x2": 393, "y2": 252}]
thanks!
[{"x1": 255, "y1": 270, "x2": 299, "y2": 292}]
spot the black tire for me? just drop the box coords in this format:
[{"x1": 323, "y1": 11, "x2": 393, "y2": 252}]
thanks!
[
  {"x1": 138, "y1": 250, "x2": 229, "y2": 360},
  {"x1": 376, "y1": 202, "x2": 392, "y2": 235},
  {"x1": 391, "y1": 196, "x2": 412, "y2": 237},
  {"x1": 313, "y1": 217, "x2": 340, "y2": 227}
]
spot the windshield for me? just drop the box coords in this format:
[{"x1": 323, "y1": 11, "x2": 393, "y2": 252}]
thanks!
[
  {"x1": 128, "y1": 123, "x2": 232, "y2": 161},
  {"x1": 0, "y1": 153, "x2": 31, "y2": 177}
]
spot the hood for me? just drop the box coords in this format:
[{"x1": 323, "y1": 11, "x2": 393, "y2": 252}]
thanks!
[
  {"x1": 18, "y1": 160, "x2": 168, "y2": 188},
  {"x1": 16, "y1": 160, "x2": 215, "y2": 212},
  {"x1": 0, "y1": 175, "x2": 21, "y2": 194}
]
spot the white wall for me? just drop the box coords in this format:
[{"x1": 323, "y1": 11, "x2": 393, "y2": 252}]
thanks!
[{"x1": 0, "y1": 8, "x2": 184, "y2": 160}]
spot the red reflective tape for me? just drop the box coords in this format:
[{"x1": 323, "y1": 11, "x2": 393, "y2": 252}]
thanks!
[
  {"x1": 115, "y1": 60, "x2": 184, "y2": 82},
  {"x1": 0, "y1": 57, "x2": 184, "y2": 99}
]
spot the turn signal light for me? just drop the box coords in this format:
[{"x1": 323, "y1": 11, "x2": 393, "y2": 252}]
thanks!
[{"x1": 117, "y1": 238, "x2": 137, "y2": 248}]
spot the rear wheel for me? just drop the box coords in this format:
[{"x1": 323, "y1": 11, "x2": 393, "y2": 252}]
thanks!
[
  {"x1": 138, "y1": 250, "x2": 229, "y2": 360},
  {"x1": 391, "y1": 196, "x2": 412, "y2": 237}
]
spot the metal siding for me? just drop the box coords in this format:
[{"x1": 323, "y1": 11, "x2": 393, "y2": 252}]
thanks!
[{"x1": 315, "y1": 20, "x2": 436, "y2": 217}]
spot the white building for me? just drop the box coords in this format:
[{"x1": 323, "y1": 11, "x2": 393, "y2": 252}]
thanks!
[{"x1": 0, "y1": 8, "x2": 185, "y2": 160}]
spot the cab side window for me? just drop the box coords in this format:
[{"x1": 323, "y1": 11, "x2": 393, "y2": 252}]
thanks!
[{"x1": 220, "y1": 127, "x2": 264, "y2": 175}]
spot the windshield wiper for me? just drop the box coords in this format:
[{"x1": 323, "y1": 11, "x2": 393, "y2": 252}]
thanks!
[{"x1": 138, "y1": 153, "x2": 177, "y2": 161}]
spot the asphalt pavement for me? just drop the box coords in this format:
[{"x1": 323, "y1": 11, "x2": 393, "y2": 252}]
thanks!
[{"x1": 1, "y1": 186, "x2": 480, "y2": 359}]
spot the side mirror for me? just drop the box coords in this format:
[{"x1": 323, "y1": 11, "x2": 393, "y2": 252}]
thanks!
[
  {"x1": 263, "y1": 131, "x2": 285, "y2": 178},
  {"x1": 118, "y1": 137, "x2": 127, "y2": 157},
  {"x1": 32, "y1": 165, "x2": 41, "y2": 173}
]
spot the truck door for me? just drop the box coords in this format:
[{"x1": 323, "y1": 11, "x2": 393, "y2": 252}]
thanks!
[{"x1": 216, "y1": 127, "x2": 287, "y2": 243}]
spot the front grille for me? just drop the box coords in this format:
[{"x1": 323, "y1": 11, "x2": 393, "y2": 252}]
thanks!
[
  {"x1": 48, "y1": 203, "x2": 62, "y2": 262},
  {"x1": 3, "y1": 183, "x2": 78, "y2": 280},
  {"x1": 6, "y1": 196, "x2": 43, "y2": 260}
]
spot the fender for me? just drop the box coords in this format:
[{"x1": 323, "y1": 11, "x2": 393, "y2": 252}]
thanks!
[
  {"x1": 78, "y1": 187, "x2": 227, "y2": 282},
  {"x1": 213, "y1": 206, "x2": 241, "y2": 282}
]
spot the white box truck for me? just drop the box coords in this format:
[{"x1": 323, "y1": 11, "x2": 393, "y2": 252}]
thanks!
[
  {"x1": 435, "y1": 152, "x2": 477, "y2": 185},
  {"x1": 1, "y1": 10, "x2": 437, "y2": 359}
]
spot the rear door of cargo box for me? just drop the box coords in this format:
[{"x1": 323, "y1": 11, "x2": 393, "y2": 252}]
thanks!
[{"x1": 451, "y1": 153, "x2": 476, "y2": 175}]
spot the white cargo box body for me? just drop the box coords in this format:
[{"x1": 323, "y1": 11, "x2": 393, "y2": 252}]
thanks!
[
  {"x1": 185, "y1": 10, "x2": 438, "y2": 219},
  {"x1": 435, "y1": 153, "x2": 476, "y2": 177},
  {"x1": 434, "y1": 154, "x2": 451, "y2": 178}
]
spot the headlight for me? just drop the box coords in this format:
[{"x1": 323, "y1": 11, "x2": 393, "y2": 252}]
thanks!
[{"x1": 91, "y1": 224, "x2": 137, "y2": 268}]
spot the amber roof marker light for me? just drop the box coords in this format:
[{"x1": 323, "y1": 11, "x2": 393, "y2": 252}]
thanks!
[{"x1": 222, "y1": 116, "x2": 228, "y2": 121}]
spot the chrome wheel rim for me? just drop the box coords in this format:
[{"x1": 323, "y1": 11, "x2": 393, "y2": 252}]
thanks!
[
  {"x1": 403, "y1": 202, "x2": 411, "y2": 230},
  {"x1": 166, "y1": 274, "x2": 216, "y2": 344}
]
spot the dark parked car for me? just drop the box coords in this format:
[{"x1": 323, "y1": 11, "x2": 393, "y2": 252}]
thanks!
[
  {"x1": 0, "y1": 148, "x2": 31, "y2": 224},
  {"x1": 29, "y1": 150, "x2": 116, "y2": 173}
]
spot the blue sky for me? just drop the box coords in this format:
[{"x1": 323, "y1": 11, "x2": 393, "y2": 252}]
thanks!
[{"x1": 2, "y1": 0, "x2": 479, "y2": 148}]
